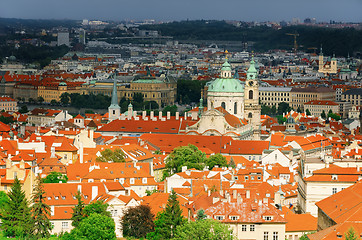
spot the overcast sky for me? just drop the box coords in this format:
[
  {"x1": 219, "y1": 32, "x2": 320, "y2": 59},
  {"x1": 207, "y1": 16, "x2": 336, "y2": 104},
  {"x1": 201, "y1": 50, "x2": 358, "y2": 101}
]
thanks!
[{"x1": 1, "y1": 0, "x2": 361, "y2": 23}]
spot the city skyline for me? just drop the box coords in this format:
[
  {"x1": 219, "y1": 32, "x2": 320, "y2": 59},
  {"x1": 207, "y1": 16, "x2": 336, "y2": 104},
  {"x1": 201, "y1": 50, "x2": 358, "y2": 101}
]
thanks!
[{"x1": 1, "y1": 0, "x2": 361, "y2": 23}]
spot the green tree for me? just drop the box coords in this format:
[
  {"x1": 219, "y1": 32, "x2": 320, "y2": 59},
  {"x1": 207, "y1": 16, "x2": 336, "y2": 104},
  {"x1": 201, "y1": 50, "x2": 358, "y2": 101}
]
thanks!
[
  {"x1": 50, "y1": 99, "x2": 58, "y2": 106},
  {"x1": 321, "y1": 110, "x2": 326, "y2": 119},
  {"x1": 299, "y1": 234, "x2": 309, "y2": 240},
  {"x1": 71, "y1": 191, "x2": 85, "y2": 228},
  {"x1": 165, "y1": 144, "x2": 206, "y2": 175},
  {"x1": 147, "y1": 190, "x2": 184, "y2": 239},
  {"x1": 146, "y1": 189, "x2": 159, "y2": 196},
  {"x1": 276, "y1": 115, "x2": 287, "y2": 124},
  {"x1": 306, "y1": 109, "x2": 311, "y2": 116},
  {"x1": 277, "y1": 102, "x2": 292, "y2": 115},
  {"x1": 60, "y1": 92, "x2": 70, "y2": 105},
  {"x1": 31, "y1": 176, "x2": 52, "y2": 239},
  {"x1": 328, "y1": 109, "x2": 333, "y2": 115},
  {"x1": 228, "y1": 157, "x2": 236, "y2": 168},
  {"x1": 297, "y1": 106, "x2": 302, "y2": 113},
  {"x1": 84, "y1": 200, "x2": 111, "y2": 218},
  {"x1": 43, "y1": 171, "x2": 68, "y2": 183},
  {"x1": 174, "y1": 219, "x2": 234, "y2": 240},
  {"x1": 121, "y1": 205, "x2": 155, "y2": 238},
  {"x1": 0, "y1": 191, "x2": 8, "y2": 208},
  {"x1": 19, "y1": 105, "x2": 28, "y2": 114},
  {"x1": 65, "y1": 213, "x2": 116, "y2": 240},
  {"x1": 196, "y1": 209, "x2": 207, "y2": 221},
  {"x1": 0, "y1": 177, "x2": 33, "y2": 238},
  {"x1": 205, "y1": 153, "x2": 227, "y2": 170},
  {"x1": 163, "y1": 105, "x2": 178, "y2": 116},
  {"x1": 37, "y1": 96, "x2": 45, "y2": 103},
  {"x1": 96, "y1": 148, "x2": 125, "y2": 163},
  {"x1": 328, "y1": 112, "x2": 341, "y2": 121},
  {"x1": 345, "y1": 227, "x2": 358, "y2": 240}
]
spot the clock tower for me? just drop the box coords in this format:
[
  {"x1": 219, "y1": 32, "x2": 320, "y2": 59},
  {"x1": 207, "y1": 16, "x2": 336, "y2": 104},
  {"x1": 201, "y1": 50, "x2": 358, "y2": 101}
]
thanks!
[{"x1": 244, "y1": 56, "x2": 261, "y2": 139}]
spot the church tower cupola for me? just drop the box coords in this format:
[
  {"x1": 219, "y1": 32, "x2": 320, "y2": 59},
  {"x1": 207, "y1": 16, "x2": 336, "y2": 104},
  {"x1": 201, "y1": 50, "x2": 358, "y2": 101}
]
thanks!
[
  {"x1": 247, "y1": 56, "x2": 258, "y2": 80},
  {"x1": 108, "y1": 73, "x2": 120, "y2": 122},
  {"x1": 220, "y1": 60, "x2": 232, "y2": 79}
]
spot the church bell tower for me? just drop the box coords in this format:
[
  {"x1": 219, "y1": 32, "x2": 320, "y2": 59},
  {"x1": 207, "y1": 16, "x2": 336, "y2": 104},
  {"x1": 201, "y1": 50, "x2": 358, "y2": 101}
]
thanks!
[{"x1": 244, "y1": 56, "x2": 261, "y2": 140}]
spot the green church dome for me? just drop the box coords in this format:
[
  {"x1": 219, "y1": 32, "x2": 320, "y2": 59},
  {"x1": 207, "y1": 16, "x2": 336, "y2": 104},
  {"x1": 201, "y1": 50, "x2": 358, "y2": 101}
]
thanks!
[{"x1": 208, "y1": 78, "x2": 244, "y2": 93}]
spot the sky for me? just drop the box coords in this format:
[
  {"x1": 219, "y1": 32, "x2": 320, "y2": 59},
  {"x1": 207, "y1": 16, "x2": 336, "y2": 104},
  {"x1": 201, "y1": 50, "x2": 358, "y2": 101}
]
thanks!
[{"x1": 1, "y1": 0, "x2": 361, "y2": 23}]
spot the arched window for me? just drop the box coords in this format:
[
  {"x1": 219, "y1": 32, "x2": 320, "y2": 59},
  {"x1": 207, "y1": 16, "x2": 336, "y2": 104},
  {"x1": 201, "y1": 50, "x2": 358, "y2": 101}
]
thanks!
[
  {"x1": 221, "y1": 102, "x2": 226, "y2": 110},
  {"x1": 249, "y1": 90, "x2": 253, "y2": 99},
  {"x1": 248, "y1": 112, "x2": 253, "y2": 118},
  {"x1": 234, "y1": 102, "x2": 237, "y2": 114}
]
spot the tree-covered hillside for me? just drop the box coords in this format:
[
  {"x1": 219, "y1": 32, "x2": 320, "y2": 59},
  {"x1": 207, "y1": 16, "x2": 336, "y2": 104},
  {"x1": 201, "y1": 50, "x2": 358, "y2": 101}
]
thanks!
[{"x1": 140, "y1": 20, "x2": 362, "y2": 57}]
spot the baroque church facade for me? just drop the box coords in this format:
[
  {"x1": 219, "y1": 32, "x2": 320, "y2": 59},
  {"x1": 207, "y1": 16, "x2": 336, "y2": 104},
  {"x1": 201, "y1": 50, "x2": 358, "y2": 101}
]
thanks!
[
  {"x1": 108, "y1": 57, "x2": 262, "y2": 140},
  {"x1": 186, "y1": 57, "x2": 261, "y2": 140}
]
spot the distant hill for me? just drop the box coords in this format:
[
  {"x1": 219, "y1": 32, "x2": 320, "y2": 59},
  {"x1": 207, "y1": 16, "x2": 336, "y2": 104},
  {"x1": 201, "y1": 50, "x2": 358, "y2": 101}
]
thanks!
[{"x1": 140, "y1": 20, "x2": 362, "y2": 57}]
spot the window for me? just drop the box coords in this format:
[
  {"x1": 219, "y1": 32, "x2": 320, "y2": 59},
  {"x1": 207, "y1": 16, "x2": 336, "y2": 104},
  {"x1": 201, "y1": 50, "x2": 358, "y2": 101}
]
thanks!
[
  {"x1": 332, "y1": 188, "x2": 337, "y2": 194},
  {"x1": 242, "y1": 225, "x2": 247, "y2": 231},
  {"x1": 62, "y1": 222, "x2": 68, "y2": 229},
  {"x1": 230, "y1": 216, "x2": 238, "y2": 221},
  {"x1": 248, "y1": 112, "x2": 253, "y2": 118},
  {"x1": 215, "y1": 216, "x2": 224, "y2": 220},
  {"x1": 264, "y1": 216, "x2": 272, "y2": 221},
  {"x1": 234, "y1": 102, "x2": 237, "y2": 114},
  {"x1": 221, "y1": 102, "x2": 226, "y2": 110},
  {"x1": 250, "y1": 225, "x2": 255, "y2": 231},
  {"x1": 264, "y1": 232, "x2": 269, "y2": 240},
  {"x1": 273, "y1": 232, "x2": 278, "y2": 240}
]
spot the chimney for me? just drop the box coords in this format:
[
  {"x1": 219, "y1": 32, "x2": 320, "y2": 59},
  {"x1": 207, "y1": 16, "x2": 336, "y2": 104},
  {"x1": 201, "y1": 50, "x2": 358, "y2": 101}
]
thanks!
[
  {"x1": 6, "y1": 158, "x2": 12, "y2": 169},
  {"x1": 19, "y1": 160, "x2": 25, "y2": 169},
  {"x1": 51, "y1": 147, "x2": 56, "y2": 158},
  {"x1": 77, "y1": 185, "x2": 82, "y2": 193},
  {"x1": 246, "y1": 190, "x2": 250, "y2": 199},
  {"x1": 149, "y1": 162, "x2": 154, "y2": 176},
  {"x1": 208, "y1": 189, "x2": 211, "y2": 197},
  {"x1": 90, "y1": 129, "x2": 94, "y2": 140},
  {"x1": 91, "y1": 186, "x2": 98, "y2": 201},
  {"x1": 79, "y1": 142, "x2": 84, "y2": 164},
  {"x1": 237, "y1": 194, "x2": 242, "y2": 204},
  {"x1": 51, "y1": 206, "x2": 55, "y2": 216},
  {"x1": 167, "y1": 111, "x2": 171, "y2": 120},
  {"x1": 175, "y1": 112, "x2": 179, "y2": 120},
  {"x1": 184, "y1": 112, "x2": 187, "y2": 120}
]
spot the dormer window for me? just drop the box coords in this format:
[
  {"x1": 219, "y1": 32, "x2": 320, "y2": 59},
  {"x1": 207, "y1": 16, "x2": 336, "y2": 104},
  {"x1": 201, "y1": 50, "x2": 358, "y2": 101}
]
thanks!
[
  {"x1": 215, "y1": 215, "x2": 224, "y2": 220},
  {"x1": 62, "y1": 196, "x2": 66, "y2": 200},
  {"x1": 55, "y1": 196, "x2": 59, "y2": 200},
  {"x1": 332, "y1": 175, "x2": 338, "y2": 180},
  {"x1": 229, "y1": 216, "x2": 239, "y2": 221},
  {"x1": 263, "y1": 216, "x2": 273, "y2": 221}
]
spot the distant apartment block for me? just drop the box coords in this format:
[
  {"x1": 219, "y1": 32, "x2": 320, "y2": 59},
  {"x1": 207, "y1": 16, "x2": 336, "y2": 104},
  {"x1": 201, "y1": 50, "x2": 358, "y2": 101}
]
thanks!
[
  {"x1": 0, "y1": 96, "x2": 17, "y2": 111},
  {"x1": 259, "y1": 87, "x2": 292, "y2": 107},
  {"x1": 57, "y1": 31, "x2": 70, "y2": 47},
  {"x1": 290, "y1": 87, "x2": 335, "y2": 111},
  {"x1": 304, "y1": 100, "x2": 339, "y2": 117}
]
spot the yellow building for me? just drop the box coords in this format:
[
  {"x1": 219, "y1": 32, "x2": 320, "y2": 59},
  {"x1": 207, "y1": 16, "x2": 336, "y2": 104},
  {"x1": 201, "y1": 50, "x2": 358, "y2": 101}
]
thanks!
[
  {"x1": 38, "y1": 81, "x2": 83, "y2": 103},
  {"x1": 318, "y1": 48, "x2": 337, "y2": 75},
  {"x1": 85, "y1": 76, "x2": 177, "y2": 107},
  {"x1": 0, "y1": 159, "x2": 35, "y2": 200}
]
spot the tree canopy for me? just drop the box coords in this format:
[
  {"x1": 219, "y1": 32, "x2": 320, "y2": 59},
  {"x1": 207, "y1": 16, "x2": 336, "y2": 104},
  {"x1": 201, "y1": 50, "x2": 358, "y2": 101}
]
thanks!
[
  {"x1": 0, "y1": 177, "x2": 33, "y2": 238},
  {"x1": 165, "y1": 144, "x2": 207, "y2": 175},
  {"x1": 147, "y1": 190, "x2": 185, "y2": 239},
  {"x1": 96, "y1": 148, "x2": 125, "y2": 163},
  {"x1": 174, "y1": 219, "x2": 234, "y2": 240},
  {"x1": 205, "y1": 153, "x2": 227, "y2": 170},
  {"x1": 43, "y1": 171, "x2": 68, "y2": 183},
  {"x1": 31, "y1": 176, "x2": 52, "y2": 239},
  {"x1": 121, "y1": 205, "x2": 155, "y2": 238}
]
